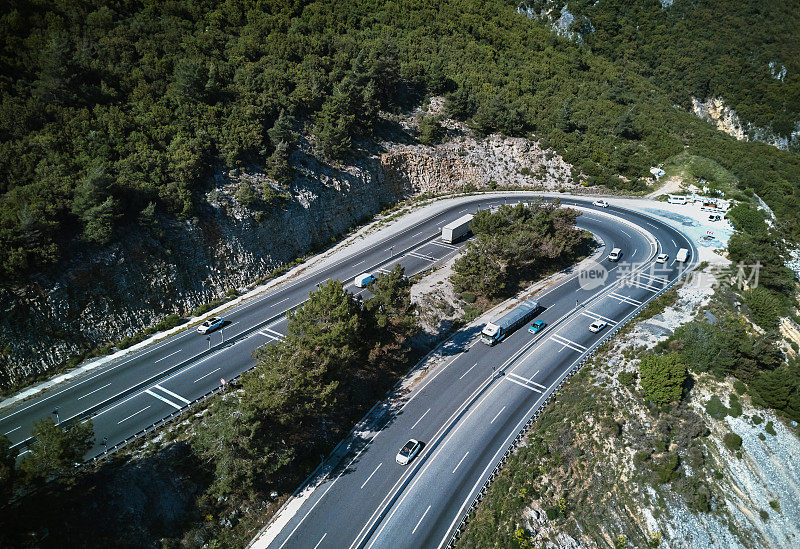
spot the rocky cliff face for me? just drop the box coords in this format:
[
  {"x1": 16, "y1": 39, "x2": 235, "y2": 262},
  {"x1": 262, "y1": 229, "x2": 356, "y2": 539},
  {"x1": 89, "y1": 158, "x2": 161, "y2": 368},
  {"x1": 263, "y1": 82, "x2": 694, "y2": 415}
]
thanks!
[
  {"x1": 0, "y1": 124, "x2": 575, "y2": 389},
  {"x1": 691, "y1": 96, "x2": 800, "y2": 152}
]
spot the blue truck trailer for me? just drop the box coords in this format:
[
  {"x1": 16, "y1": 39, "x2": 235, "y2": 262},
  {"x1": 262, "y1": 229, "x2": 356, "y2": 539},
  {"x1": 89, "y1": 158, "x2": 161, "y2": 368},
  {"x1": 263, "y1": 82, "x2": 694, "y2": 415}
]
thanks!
[{"x1": 481, "y1": 299, "x2": 542, "y2": 345}]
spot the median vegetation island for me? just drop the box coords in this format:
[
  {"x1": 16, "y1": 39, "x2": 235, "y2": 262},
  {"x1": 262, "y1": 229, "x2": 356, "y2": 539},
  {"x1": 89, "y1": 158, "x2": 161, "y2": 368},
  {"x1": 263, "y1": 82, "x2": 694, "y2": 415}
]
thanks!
[
  {"x1": 457, "y1": 261, "x2": 800, "y2": 549},
  {"x1": 2, "y1": 0, "x2": 800, "y2": 284},
  {"x1": 451, "y1": 201, "x2": 593, "y2": 305},
  {"x1": 0, "y1": 266, "x2": 421, "y2": 546}
]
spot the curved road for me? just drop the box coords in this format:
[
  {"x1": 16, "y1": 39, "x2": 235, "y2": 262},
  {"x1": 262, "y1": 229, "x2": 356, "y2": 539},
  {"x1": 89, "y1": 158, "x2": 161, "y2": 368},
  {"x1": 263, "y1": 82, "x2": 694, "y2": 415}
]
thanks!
[
  {"x1": 0, "y1": 193, "x2": 696, "y2": 548},
  {"x1": 249, "y1": 196, "x2": 696, "y2": 549}
]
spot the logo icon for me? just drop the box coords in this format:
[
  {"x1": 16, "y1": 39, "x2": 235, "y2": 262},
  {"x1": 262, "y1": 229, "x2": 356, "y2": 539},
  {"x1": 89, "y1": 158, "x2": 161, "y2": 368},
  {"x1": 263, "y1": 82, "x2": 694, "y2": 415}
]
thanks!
[{"x1": 578, "y1": 260, "x2": 608, "y2": 290}]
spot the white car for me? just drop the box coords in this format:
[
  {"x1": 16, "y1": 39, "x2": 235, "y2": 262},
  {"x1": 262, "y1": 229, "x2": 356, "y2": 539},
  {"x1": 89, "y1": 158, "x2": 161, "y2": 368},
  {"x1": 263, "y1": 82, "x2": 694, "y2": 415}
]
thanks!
[
  {"x1": 589, "y1": 320, "x2": 607, "y2": 333},
  {"x1": 608, "y1": 248, "x2": 623, "y2": 262},
  {"x1": 197, "y1": 317, "x2": 224, "y2": 334},
  {"x1": 396, "y1": 439, "x2": 422, "y2": 465},
  {"x1": 593, "y1": 199, "x2": 609, "y2": 208},
  {"x1": 656, "y1": 253, "x2": 669, "y2": 264}
]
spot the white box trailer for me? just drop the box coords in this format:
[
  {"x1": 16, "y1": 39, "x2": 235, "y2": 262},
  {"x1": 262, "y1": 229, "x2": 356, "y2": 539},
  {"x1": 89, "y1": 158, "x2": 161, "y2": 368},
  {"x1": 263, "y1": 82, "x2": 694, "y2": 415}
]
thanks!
[
  {"x1": 481, "y1": 299, "x2": 543, "y2": 345},
  {"x1": 441, "y1": 214, "x2": 474, "y2": 244}
]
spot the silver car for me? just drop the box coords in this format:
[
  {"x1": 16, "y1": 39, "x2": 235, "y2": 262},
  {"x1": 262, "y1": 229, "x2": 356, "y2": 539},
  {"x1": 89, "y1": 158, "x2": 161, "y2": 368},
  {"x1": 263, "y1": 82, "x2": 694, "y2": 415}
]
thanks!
[
  {"x1": 396, "y1": 439, "x2": 422, "y2": 465},
  {"x1": 197, "y1": 317, "x2": 224, "y2": 334}
]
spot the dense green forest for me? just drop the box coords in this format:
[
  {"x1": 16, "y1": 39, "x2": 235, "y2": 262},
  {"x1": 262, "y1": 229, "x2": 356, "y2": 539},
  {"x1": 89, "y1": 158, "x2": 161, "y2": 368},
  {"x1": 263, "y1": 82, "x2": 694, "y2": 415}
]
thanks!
[
  {"x1": 1, "y1": 0, "x2": 800, "y2": 282},
  {"x1": 527, "y1": 0, "x2": 800, "y2": 137}
]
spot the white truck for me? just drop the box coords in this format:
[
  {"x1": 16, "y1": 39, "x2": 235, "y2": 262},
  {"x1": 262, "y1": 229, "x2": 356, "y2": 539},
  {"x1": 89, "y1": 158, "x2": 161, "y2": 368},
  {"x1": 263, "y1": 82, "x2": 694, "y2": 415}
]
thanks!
[
  {"x1": 441, "y1": 214, "x2": 474, "y2": 244},
  {"x1": 676, "y1": 248, "x2": 690, "y2": 263}
]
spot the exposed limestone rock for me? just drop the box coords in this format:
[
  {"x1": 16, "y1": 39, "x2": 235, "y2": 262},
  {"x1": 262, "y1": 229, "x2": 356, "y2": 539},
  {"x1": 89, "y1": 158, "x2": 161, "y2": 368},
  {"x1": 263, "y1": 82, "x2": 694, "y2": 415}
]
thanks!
[{"x1": 691, "y1": 96, "x2": 800, "y2": 152}]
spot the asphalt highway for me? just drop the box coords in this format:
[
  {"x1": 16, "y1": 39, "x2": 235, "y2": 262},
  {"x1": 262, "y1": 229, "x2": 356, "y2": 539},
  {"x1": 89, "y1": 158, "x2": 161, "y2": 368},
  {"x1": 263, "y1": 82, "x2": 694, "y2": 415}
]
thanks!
[
  {"x1": 256, "y1": 197, "x2": 697, "y2": 549},
  {"x1": 0, "y1": 193, "x2": 696, "y2": 548}
]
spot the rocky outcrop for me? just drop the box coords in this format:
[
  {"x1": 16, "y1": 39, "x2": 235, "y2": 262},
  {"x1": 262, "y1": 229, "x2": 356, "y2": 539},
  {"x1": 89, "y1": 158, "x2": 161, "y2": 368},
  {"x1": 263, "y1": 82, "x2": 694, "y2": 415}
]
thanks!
[
  {"x1": 0, "y1": 128, "x2": 575, "y2": 389},
  {"x1": 691, "y1": 96, "x2": 800, "y2": 152},
  {"x1": 381, "y1": 134, "x2": 574, "y2": 195}
]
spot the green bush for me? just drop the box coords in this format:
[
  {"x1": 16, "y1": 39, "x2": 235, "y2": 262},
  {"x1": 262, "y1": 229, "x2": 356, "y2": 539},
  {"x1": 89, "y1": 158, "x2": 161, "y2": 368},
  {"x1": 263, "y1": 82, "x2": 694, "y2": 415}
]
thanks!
[
  {"x1": 723, "y1": 432, "x2": 743, "y2": 452},
  {"x1": 705, "y1": 395, "x2": 729, "y2": 420},
  {"x1": 617, "y1": 371, "x2": 636, "y2": 387},
  {"x1": 652, "y1": 453, "x2": 679, "y2": 484},
  {"x1": 639, "y1": 353, "x2": 687, "y2": 405},
  {"x1": 765, "y1": 421, "x2": 777, "y2": 436},
  {"x1": 733, "y1": 380, "x2": 747, "y2": 395},
  {"x1": 461, "y1": 292, "x2": 476, "y2": 304},
  {"x1": 728, "y1": 394, "x2": 743, "y2": 418}
]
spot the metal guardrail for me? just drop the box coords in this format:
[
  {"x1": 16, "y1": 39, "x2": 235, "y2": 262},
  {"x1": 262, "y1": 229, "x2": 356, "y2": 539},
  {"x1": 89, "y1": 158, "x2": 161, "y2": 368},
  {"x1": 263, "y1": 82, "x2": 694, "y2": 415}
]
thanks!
[{"x1": 445, "y1": 260, "x2": 698, "y2": 548}]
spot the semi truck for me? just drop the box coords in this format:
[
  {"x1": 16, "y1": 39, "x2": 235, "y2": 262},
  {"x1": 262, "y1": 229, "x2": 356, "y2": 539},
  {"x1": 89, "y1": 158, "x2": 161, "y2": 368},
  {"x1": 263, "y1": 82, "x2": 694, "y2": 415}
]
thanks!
[
  {"x1": 481, "y1": 299, "x2": 543, "y2": 345},
  {"x1": 441, "y1": 214, "x2": 474, "y2": 244}
]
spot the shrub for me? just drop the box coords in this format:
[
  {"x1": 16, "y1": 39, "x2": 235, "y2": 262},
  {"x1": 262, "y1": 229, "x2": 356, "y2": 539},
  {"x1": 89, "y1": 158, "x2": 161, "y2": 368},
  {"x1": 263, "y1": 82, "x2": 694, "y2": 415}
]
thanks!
[
  {"x1": 723, "y1": 432, "x2": 743, "y2": 452},
  {"x1": 728, "y1": 394, "x2": 743, "y2": 418},
  {"x1": 639, "y1": 353, "x2": 687, "y2": 405},
  {"x1": 705, "y1": 395, "x2": 729, "y2": 420},
  {"x1": 733, "y1": 380, "x2": 747, "y2": 395},
  {"x1": 759, "y1": 509, "x2": 769, "y2": 521},
  {"x1": 461, "y1": 291, "x2": 477, "y2": 304},
  {"x1": 652, "y1": 453, "x2": 679, "y2": 484},
  {"x1": 769, "y1": 500, "x2": 781, "y2": 513},
  {"x1": 765, "y1": 421, "x2": 777, "y2": 436},
  {"x1": 617, "y1": 371, "x2": 636, "y2": 387},
  {"x1": 752, "y1": 415, "x2": 763, "y2": 425}
]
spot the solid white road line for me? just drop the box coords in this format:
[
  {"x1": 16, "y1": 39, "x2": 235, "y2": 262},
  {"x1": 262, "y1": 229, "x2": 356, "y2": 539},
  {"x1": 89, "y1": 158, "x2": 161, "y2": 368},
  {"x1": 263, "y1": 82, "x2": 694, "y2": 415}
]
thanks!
[
  {"x1": 609, "y1": 292, "x2": 642, "y2": 305},
  {"x1": 626, "y1": 279, "x2": 659, "y2": 292},
  {"x1": 581, "y1": 311, "x2": 618, "y2": 325},
  {"x1": 429, "y1": 240, "x2": 458, "y2": 250},
  {"x1": 4, "y1": 426, "x2": 20, "y2": 435},
  {"x1": 507, "y1": 372, "x2": 544, "y2": 393},
  {"x1": 263, "y1": 327, "x2": 285, "y2": 340},
  {"x1": 77, "y1": 382, "x2": 112, "y2": 400},
  {"x1": 490, "y1": 406, "x2": 506, "y2": 425},
  {"x1": 361, "y1": 463, "x2": 383, "y2": 489},
  {"x1": 274, "y1": 296, "x2": 291, "y2": 306},
  {"x1": 194, "y1": 367, "x2": 221, "y2": 384},
  {"x1": 154, "y1": 350, "x2": 181, "y2": 363},
  {"x1": 154, "y1": 384, "x2": 190, "y2": 404},
  {"x1": 504, "y1": 376, "x2": 542, "y2": 393},
  {"x1": 452, "y1": 451, "x2": 469, "y2": 474},
  {"x1": 412, "y1": 505, "x2": 431, "y2": 535},
  {"x1": 550, "y1": 334, "x2": 588, "y2": 353},
  {"x1": 458, "y1": 363, "x2": 477, "y2": 380},
  {"x1": 411, "y1": 409, "x2": 430, "y2": 430},
  {"x1": 313, "y1": 533, "x2": 327, "y2": 549},
  {"x1": 145, "y1": 389, "x2": 182, "y2": 410},
  {"x1": 407, "y1": 251, "x2": 436, "y2": 261},
  {"x1": 117, "y1": 405, "x2": 150, "y2": 424}
]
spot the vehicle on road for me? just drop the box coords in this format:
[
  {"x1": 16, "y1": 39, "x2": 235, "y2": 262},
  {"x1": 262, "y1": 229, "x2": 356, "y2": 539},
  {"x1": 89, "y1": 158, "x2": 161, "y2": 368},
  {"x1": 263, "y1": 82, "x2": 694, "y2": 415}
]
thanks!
[
  {"x1": 667, "y1": 194, "x2": 687, "y2": 205},
  {"x1": 482, "y1": 299, "x2": 543, "y2": 345},
  {"x1": 608, "y1": 247, "x2": 623, "y2": 262},
  {"x1": 656, "y1": 253, "x2": 669, "y2": 264},
  {"x1": 676, "y1": 248, "x2": 690, "y2": 263},
  {"x1": 589, "y1": 319, "x2": 607, "y2": 333},
  {"x1": 197, "y1": 317, "x2": 224, "y2": 334},
  {"x1": 528, "y1": 320, "x2": 547, "y2": 334},
  {"x1": 396, "y1": 439, "x2": 422, "y2": 465},
  {"x1": 354, "y1": 273, "x2": 377, "y2": 288},
  {"x1": 593, "y1": 199, "x2": 609, "y2": 208},
  {"x1": 441, "y1": 214, "x2": 474, "y2": 244}
]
